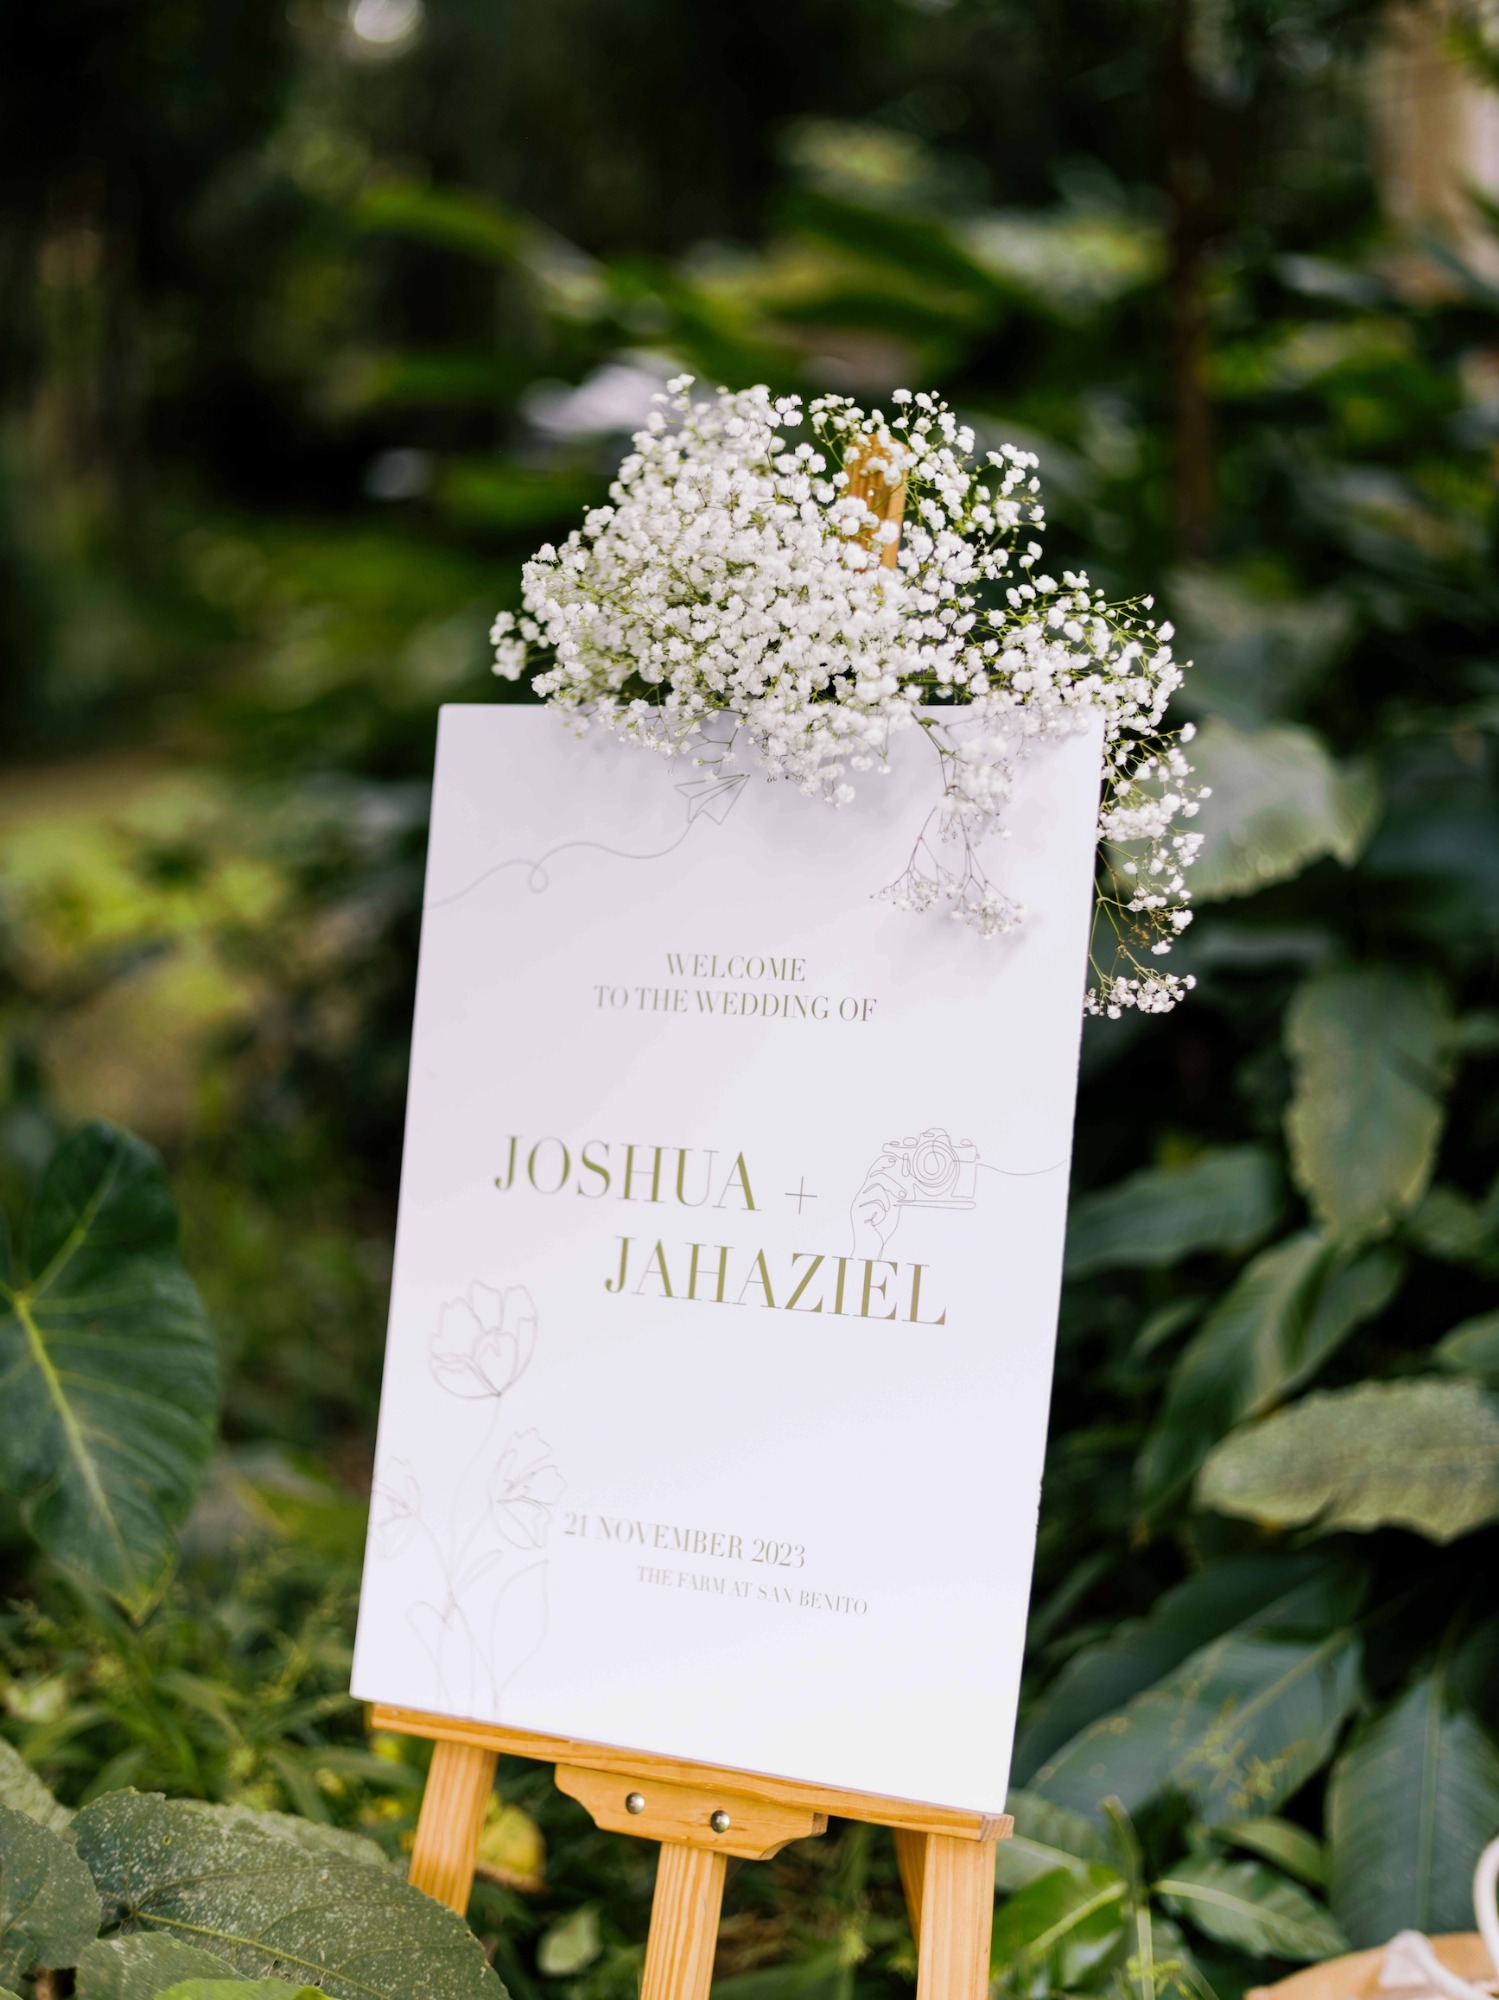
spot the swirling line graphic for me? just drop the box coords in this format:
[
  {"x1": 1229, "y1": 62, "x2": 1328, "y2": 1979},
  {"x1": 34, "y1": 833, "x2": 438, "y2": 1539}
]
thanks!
[{"x1": 426, "y1": 741, "x2": 748, "y2": 912}]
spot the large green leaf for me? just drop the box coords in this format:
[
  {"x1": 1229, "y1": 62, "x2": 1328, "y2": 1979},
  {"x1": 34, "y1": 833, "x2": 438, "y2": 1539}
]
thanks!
[
  {"x1": 1328, "y1": 1674, "x2": 1499, "y2": 1946},
  {"x1": 1012, "y1": 1557, "x2": 1331, "y2": 1782},
  {"x1": 1064, "y1": 1147, "x2": 1283, "y2": 1279},
  {"x1": 1157, "y1": 1854, "x2": 1347, "y2": 1961},
  {"x1": 73, "y1": 1794, "x2": 504, "y2": 2000},
  {"x1": 1187, "y1": 719, "x2": 1378, "y2": 902},
  {"x1": 1031, "y1": 1588, "x2": 1361, "y2": 1824},
  {"x1": 0, "y1": 1123, "x2": 219, "y2": 1612},
  {"x1": 1198, "y1": 1378, "x2": 1499, "y2": 1542},
  {"x1": 0, "y1": 1737, "x2": 72, "y2": 1834},
  {"x1": 1214, "y1": 1816, "x2": 1327, "y2": 1888},
  {"x1": 990, "y1": 1863, "x2": 1128, "y2": 1993},
  {"x1": 1169, "y1": 570, "x2": 1355, "y2": 728},
  {"x1": 995, "y1": 1792, "x2": 1107, "y2": 1891},
  {"x1": 1285, "y1": 968, "x2": 1453, "y2": 1238},
  {"x1": 159, "y1": 1985, "x2": 324, "y2": 1998},
  {"x1": 1137, "y1": 1232, "x2": 1400, "y2": 1515},
  {"x1": 234, "y1": 1812, "x2": 387, "y2": 1871},
  {"x1": 75, "y1": 1934, "x2": 241, "y2": 1999},
  {"x1": 0, "y1": 1798, "x2": 102, "y2": 1988}
]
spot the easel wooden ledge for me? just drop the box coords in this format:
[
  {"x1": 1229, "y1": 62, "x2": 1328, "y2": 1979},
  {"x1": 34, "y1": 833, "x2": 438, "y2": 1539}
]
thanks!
[{"x1": 376, "y1": 1702, "x2": 1011, "y2": 2000}]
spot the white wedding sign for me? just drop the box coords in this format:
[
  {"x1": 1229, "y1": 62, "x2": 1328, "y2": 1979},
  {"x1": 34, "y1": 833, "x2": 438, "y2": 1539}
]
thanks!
[{"x1": 352, "y1": 704, "x2": 1103, "y2": 1814}]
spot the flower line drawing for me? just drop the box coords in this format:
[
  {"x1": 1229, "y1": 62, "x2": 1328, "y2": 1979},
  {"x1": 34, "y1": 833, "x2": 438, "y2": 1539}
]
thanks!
[{"x1": 373, "y1": 1280, "x2": 563, "y2": 1715}]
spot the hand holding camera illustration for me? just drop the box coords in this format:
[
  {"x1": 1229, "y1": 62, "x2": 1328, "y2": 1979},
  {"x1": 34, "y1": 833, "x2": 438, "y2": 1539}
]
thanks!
[{"x1": 849, "y1": 1127, "x2": 980, "y2": 1256}]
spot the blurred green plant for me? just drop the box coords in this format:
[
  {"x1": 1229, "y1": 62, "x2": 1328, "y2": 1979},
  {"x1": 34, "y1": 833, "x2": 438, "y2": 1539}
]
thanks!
[{"x1": 2, "y1": 1, "x2": 1499, "y2": 1995}]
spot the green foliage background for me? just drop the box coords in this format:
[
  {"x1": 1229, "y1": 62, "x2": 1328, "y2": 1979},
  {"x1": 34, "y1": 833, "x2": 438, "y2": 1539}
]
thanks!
[{"x1": 1, "y1": 0, "x2": 1498, "y2": 1995}]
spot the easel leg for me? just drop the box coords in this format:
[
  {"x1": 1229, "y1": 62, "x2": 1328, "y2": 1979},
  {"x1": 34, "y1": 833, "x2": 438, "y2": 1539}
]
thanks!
[
  {"x1": 409, "y1": 1739, "x2": 497, "y2": 1913},
  {"x1": 641, "y1": 1841, "x2": 728, "y2": 2000},
  {"x1": 915, "y1": 1834, "x2": 995, "y2": 2000},
  {"x1": 893, "y1": 1828, "x2": 927, "y2": 1946}
]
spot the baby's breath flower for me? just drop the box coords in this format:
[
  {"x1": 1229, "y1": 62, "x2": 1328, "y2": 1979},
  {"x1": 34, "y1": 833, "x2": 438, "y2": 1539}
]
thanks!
[{"x1": 496, "y1": 380, "x2": 1199, "y2": 1014}]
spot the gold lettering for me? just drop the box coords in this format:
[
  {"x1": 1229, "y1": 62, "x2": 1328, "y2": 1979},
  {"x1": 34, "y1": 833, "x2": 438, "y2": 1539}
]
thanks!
[
  {"x1": 494, "y1": 1134, "x2": 519, "y2": 1191},
  {"x1": 715, "y1": 1151, "x2": 757, "y2": 1210},
  {"x1": 907, "y1": 1262, "x2": 947, "y2": 1326},
  {"x1": 605, "y1": 1235, "x2": 633, "y2": 1293},
  {"x1": 674, "y1": 1147, "x2": 717, "y2": 1207},
  {"x1": 527, "y1": 1137, "x2": 570, "y2": 1194},
  {"x1": 860, "y1": 1259, "x2": 899, "y2": 1320},
  {"x1": 622, "y1": 1143, "x2": 665, "y2": 1202},
  {"x1": 735, "y1": 1250, "x2": 777, "y2": 1309},
  {"x1": 831, "y1": 1255, "x2": 851, "y2": 1315},
  {"x1": 634, "y1": 1240, "x2": 674, "y2": 1298},
  {"x1": 578, "y1": 1140, "x2": 611, "y2": 1197},
  {"x1": 687, "y1": 1242, "x2": 731, "y2": 1303},
  {"x1": 784, "y1": 1252, "x2": 825, "y2": 1312}
]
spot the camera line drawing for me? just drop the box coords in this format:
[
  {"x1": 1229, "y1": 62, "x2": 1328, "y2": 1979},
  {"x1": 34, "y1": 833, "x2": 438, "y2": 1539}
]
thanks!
[{"x1": 849, "y1": 1126, "x2": 1063, "y2": 1256}]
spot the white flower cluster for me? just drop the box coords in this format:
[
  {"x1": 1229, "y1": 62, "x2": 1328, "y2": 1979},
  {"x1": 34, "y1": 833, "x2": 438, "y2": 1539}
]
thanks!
[{"x1": 493, "y1": 378, "x2": 1203, "y2": 1014}]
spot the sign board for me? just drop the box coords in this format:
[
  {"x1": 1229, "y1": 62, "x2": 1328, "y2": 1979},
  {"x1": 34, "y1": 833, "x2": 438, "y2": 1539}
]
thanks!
[{"x1": 352, "y1": 704, "x2": 1102, "y2": 1814}]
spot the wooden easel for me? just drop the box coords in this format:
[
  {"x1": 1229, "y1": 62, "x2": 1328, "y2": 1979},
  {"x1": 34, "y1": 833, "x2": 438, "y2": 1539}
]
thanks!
[{"x1": 376, "y1": 1703, "x2": 1009, "y2": 2000}]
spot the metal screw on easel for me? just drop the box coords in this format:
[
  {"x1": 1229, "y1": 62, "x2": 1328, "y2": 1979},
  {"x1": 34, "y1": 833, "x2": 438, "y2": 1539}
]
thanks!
[
  {"x1": 625, "y1": 1791, "x2": 645, "y2": 1814},
  {"x1": 710, "y1": 1810, "x2": 731, "y2": 1833}
]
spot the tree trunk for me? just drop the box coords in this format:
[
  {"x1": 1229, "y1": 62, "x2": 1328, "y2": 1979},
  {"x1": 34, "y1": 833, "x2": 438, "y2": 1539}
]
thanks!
[{"x1": 1164, "y1": 0, "x2": 1216, "y2": 558}]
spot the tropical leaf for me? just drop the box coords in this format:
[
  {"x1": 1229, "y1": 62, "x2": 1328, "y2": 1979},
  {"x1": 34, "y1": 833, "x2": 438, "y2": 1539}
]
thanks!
[
  {"x1": 1137, "y1": 1233, "x2": 1400, "y2": 1515},
  {"x1": 1012, "y1": 1557, "x2": 1331, "y2": 1783},
  {"x1": 1030, "y1": 1591, "x2": 1361, "y2": 1824},
  {"x1": 355, "y1": 180, "x2": 604, "y2": 314},
  {"x1": 536, "y1": 1904, "x2": 602, "y2": 1977},
  {"x1": 358, "y1": 180, "x2": 535, "y2": 265},
  {"x1": 781, "y1": 188, "x2": 1014, "y2": 309},
  {"x1": 72, "y1": 1794, "x2": 503, "y2": 2000},
  {"x1": 1157, "y1": 1854, "x2": 1347, "y2": 1961},
  {"x1": 1064, "y1": 1147, "x2": 1283, "y2": 1279},
  {"x1": 0, "y1": 1737, "x2": 72, "y2": 1833},
  {"x1": 0, "y1": 1122, "x2": 219, "y2": 1612},
  {"x1": 1169, "y1": 570, "x2": 1355, "y2": 728},
  {"x1": 1404, "y1": 1175, "x2": 1499, "y2": 1269},
  {"x1": 1187, "y1": 719, "x2": 1378, "y2": 902},
  {"x1": 990, "y1": 1863, "x2": 1128, "y2": 1992},
  {"x1": 474, "y1": 1797, "x2": 545, "y2": 1893},
  {"x1": 1328, "y1": 1673, "x2": 1499, "y2": 1946},
  {"x1": 75, "y1": 1935, "x2": 241, "y2": 1999},
  {"x1": 995, "y1": 1792, "x2": 1107, "y2": 1891},
  {"x1": 1435, "y1": 1308, "x2": 1499, "y2": 1380},
  {"x1": 1285, "y1": 968, "x2": 1453, "y2": 1237},
  {"x1": 1214, "y1": 1816, "x2": 1327, "y2": 1887},
  {"x1": 0, "y1": 1799, "x2": 102, "y2": 1989},
  {"x1": 1198, "y1": 1378, "x2": 1499, "y2": 1542}
]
